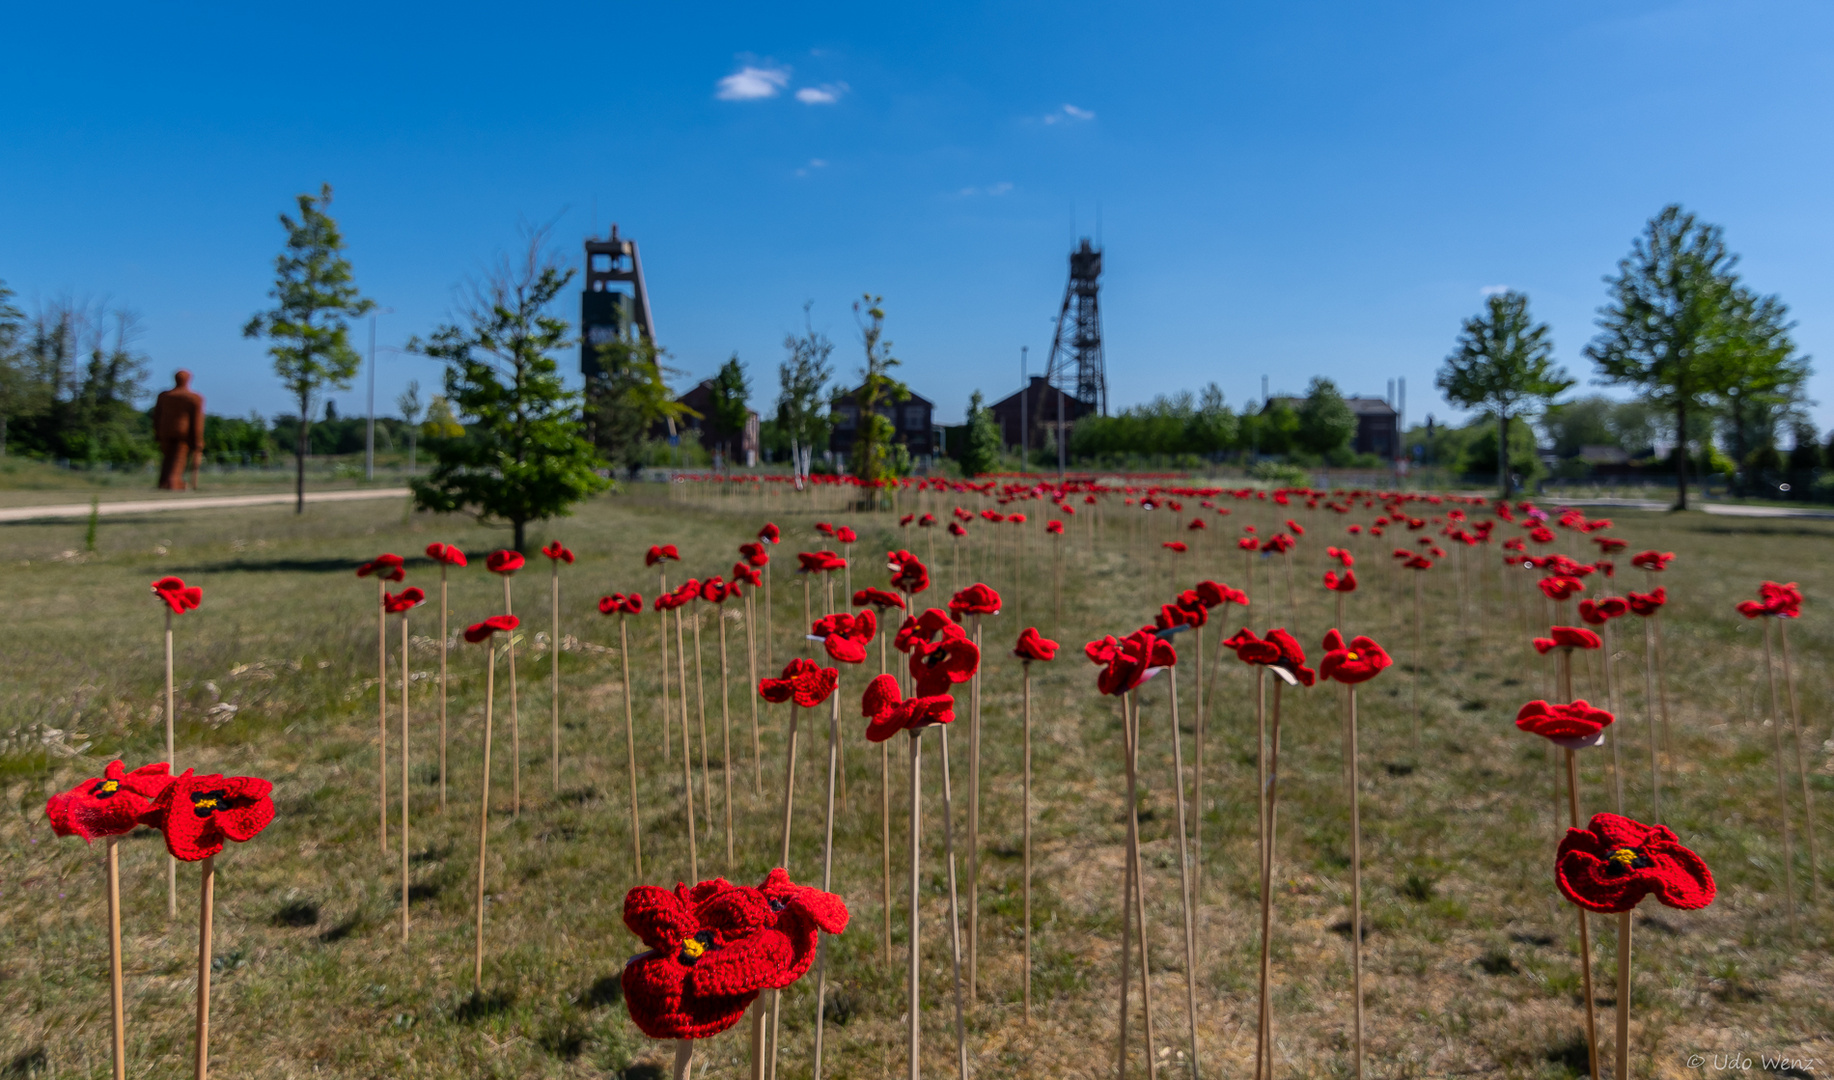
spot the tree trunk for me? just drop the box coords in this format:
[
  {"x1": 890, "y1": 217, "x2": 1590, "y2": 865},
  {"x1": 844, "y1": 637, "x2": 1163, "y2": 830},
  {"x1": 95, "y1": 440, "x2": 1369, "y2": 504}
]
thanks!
[
  {"x1": 1498, "y1": 411, "x2": 1511, "y2": 497},
  {"x1": 295, "y1": 397, "x2": 310, "y2": 515},
  {"x1": 1673, "y1": 399, "x2": 1690, "y2": 511}
]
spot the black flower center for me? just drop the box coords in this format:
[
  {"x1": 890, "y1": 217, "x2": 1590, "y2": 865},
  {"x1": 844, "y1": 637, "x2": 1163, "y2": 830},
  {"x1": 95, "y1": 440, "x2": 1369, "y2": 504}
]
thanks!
[
  {"x1": 676, "y1": 929, "x2": 719, "y2": 966},
  {"x1": 190, "y1": 790, "x2": 229, "y2": 818},
  {"x1": 1603, "y1": 846, "x2": 1653, "y2": 876}
]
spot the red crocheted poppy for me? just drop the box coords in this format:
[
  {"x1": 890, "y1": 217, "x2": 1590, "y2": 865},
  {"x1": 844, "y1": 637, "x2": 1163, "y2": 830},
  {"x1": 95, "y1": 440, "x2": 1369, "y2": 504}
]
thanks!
[
  {"x1": 835, "y1": 526, "x2": 857, "y2": 544},
  {"x1": 670, "y1": 580, "x2": 702, "y2": 605},
  {"x1": 1532, "y1": 626, "x2": 1602, "y2": 654},
  {"x1": 1626, "y1": 587, "x2": 1666, "y2": 616},
  {"x1": 815, "y1": 522, "x2": 836, "y2": 537},
  {"x1": 383, "y1": 587, "x2": 426, "y2": 614},
  {"x1": 1538, "y1": 576, "x2": 1584, "y2": 601},
  {"x1": 730, "y1": 563, "x2": 762, "y2": 588},
  {"x1": 894, "y1": 608, "x2": 956, "y2": 654},
  {"x1": 1046, "y1": 520, "x2": 1065, "y2": 535},
  {"x1": 1323, "y1": 569, "x2": 1358, "y2": 593},
  {"x1": 1162, "y1": 541, "x2": 1188, "y2": 553},
  {"x1": 1739, "y1": 581, "x2": 1802, "y2": 619},
  {"x1": 1193, "y1": 580, "x2": 1247, "y2": 608},
  {"x1": 1096, "y1": 629, "x2": 1175, "y2": 696},
  {"x1": 1319, "y1": 629, "x2": 1391, "y2": 685},
  {"x1": 860, "y1": 674, "x2": 957, "y2": 741},
  {"x1": 1153, "y1": 603, "x2": 1201, "y2": 633},
  {"x1": 645, "y1": 544, "x2": 681, "y2": 566},
  {"x1": 1529, "y1": 526, "x2": 1556, "y2": 544},
  {"x1": 598, "y1": 593, "x2": 642, "y2": 615},
  {"x1": 738, "y1": 542, "x2": 769, "y2": 567},
  {"x1": 1594, "y1": 537, "x2": 1628, "y2": 554},
  {"x1": 900, "y1": 514, "x2": 915, "y2": 526},
  {"x1": 887, "y1": 551, "x2": 930, "y2": 595},
  {"x1": 620, "y1": 878, "x2": 783, "y2": 1040},
  {"x1": 758, "y1": 658, "x2": 840, "y2": 707},
  {"x1": 1013, "y1": 627, "x2": 1059, "y2": 662},
  {"x1": 810, "y1": 611, "x2": 875, "y2": 664},
  {"x1": 948, "y1": 583, "x2": 1002, "y2": 617},
  {"x1": 151, "y1": 576, "x2": 204, "y2": 613},
  {"x1": 1515, "y1": 699, "x2": 1615, "y2": 748},
  {"x1": 918, "y1": 513, "x2": 937, "y2": 527},
  {"x1": 46, "y1": 760, "x2": 173, "y2": 842},
  {"x1": 754, "y1": 868, "x2": 850, "y2": 989},
  {"x1": 796, "y1": 551, "x2": 845, "y2": 574},
  {"x1": 948, "y1": 522, "x2": 967, "y2": 537},
  {"x1": 464, "y1": 614, "x2": 519, "y2": 643},
  {"x1": 853, "y1": 587, "x2": 906, "y2": 612},
  {"x1": 485, "y1": 550, "x2": 525, "y2": 575},
  {"x1": 909, "y1": 624, "x2": 980, "y2": 696},
  {"x1": 140, "y1": 770, "x2": 275, "y2": 862},
  {"x1": 1326, "y1": 546, "x2": 1355, "y2": 567},
  {"x1": 1403, "y1": 555, "x2": 1433, "y2": 570},
  {"x1": 1186, "y1": 518, "x2": 1205, "y2": 531},
  {"x1": 758, "y1": 523, "x2": 780, "y2": 544},
  {"x1": 1555, "y1": 813, "x2": 1715, "y2": 914},
  {"x1": 356, "y1": 554, "x2": 405, "y2": 583},
  {"x1": 541, "y1": 541, "x2": 575, "y2": 564},
  {"x1": 1236, "y1": 537, "x2": 1258, "y2": 551},
  {"x1": 425, "y1": 542, "x2": 467, "y2": 567},
  {"x1": 1577, "y1": 597, "x2": 1627, "y2": 624},
  {"x1": 1629, "y1": 551, "x2": 1674, "y2": 572}
]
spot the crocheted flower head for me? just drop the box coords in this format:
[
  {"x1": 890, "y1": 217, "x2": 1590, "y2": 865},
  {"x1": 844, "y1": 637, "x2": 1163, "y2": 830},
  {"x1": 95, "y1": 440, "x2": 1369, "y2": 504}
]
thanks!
[
  {"x1": 1578, "y1": 597, "x2": 1628, "y2": 625},
  {"x1": 853, "y1": 586, "x2": 905, "y2": 612},
  {"x1": 1162, "y1": 541, "x2": 1188, "y2": 553},
  {"x1": 485, "y1": 550, "x2": 525, "y2": 575},
  {"x1": 1538, "y1": 575, "x2": 1585, "y2": 602},
  {"x1": 1737, "y1": 581, "x2": 1802, "y2": 619},
  {"x1": 1323, "y1": 569, "x2": 1358, "y2": 593},
  {"x1": 1224, "y1": 628, "x2": 1316, "y2": 686},
  {"x1": 150, "y1": 575, "x2": 204, "y2": 614},
  {"x1": 755, "y1": 868, "x2": 850, "y2": 988},
  {"x1": 1326, "y1": 546, "x2": 1355, "y2": 567},
  {"x1": 1094, "y1": 629, "x2": 1176, "y2": 696},
  {"x1": 758, "y1": 658, "x2": 840, "y2": 708},
  {"x1": 834, "y1": 526, "x2": 857, "y2": 544},
  {"x1": 893, "y1": 608, "x2": 956, "y2": 655},
  {"x1": 464, "y1": 614, "x2": 519, "y2": 643},
  {"x1": 1319, "y1": 629, "x2": 1391, "y2": 685},
  {"x1": 1626, "y1": 587, "x2": 1666, "y2": 616},
  {"x1": 645, "y1": 544, "x2": 680, "y2": 567},
  {"x1": 810, "y1": 611, "x2": 875, "y2": 664},
  {"x1": 948, "y1": 583, "x2": 1002, "y2": 618},
  {"x1": 1629, "y1": 551, "x2": 1674, "y2": 572},
  {"x1": 139, "y1": 769, "x2": 275, "y2": 862},
  {"x1": 860, "y1": 674, "x2": 956, "y2": 741},
  {"x1": 425, "y1": 542, "x2": 467, "y2": 567},
  {"x1": 541, "y1": 541, "x2": 574, "y2": 564},
  {"x1": 758, "y1": 523, "x2": 780, "y2": 544},
  {"x1": 355, "y1": 554, "x2": 405, "y2": 583},
  {"x1": 738, "y1": 542, "x2": 770, "y2": 567},
  {"x1": 598, "y1": 593, "x2": 643, "y2": 615},
  {"x1": 620, "y1": 878, "x2": 780, "y2": 1040},
  {"x1": 45, "y1": 761, "x2": 173, "y2": 843},
  {"x1": 1532, "y1": 626, "x2": 1602, "y2": 654},
  {"x1": 1013, "y1": 627, "x2": 1059, "y2": 662},
  {"x1": 1515, "y1": 699, "x2": 1616, "y2": 749},
  {"x1": 1046, "y1": 520, "x2": 1065, "y2": 535},
  {"x1": 383, "y1": 587, "x2": 426, "y2": 614},
  {"x1": 1192, "y1": 580, "x2": 1248, "y2": 608},
  {"x1": 1555, "y1": 813, "x2": 1715, "y2": 914},
  {"x1": 909, "y1": 623, "x2": 980, "y2": 696},
  {"x1": 887, "y1": 551, "x2": 930, "y2": 595},
  {"x1": 948, "y1": 522, "x2": 967, "y2": 537}
]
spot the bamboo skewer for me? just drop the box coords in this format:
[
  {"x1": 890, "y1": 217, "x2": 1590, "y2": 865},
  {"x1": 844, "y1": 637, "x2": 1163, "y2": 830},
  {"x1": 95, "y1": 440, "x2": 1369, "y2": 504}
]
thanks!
[
  {"x1": 680, "y1": 606, "x2": 699, "y2": 885},
  {"x1": 693, "y1": 603, "x2": 713, "y2": 826},
  {"x1": 939, "y1": 724, "x2": 970, "y2": 1080},
  {"x1": 165, "y1": 608, "x2": 177, "y2": 919},
  {"x1": 551, "y1": 556, "x2": 562, "y2": 792},
  {"x1": 1022, "y1": 657, "x2": 1034, "y2": 1021},
  {"x1": 193, "y1": 856, "x2": 216, "y2": 1080},
  {"x1": 620, "y1": 613, "x2": 643, "y2": 879},
  {"x1": 908, "y1": 730, "x2": 924, "y2": 1080},
  {"x1": 813, "y1": 692, "x2": 841, "y2": 1079},
  {"x1": 1615, "y1": 912, "x2": 1632, "y2": 1080},
  {"x1": 967, "y1": 612, "x2": 982, "y2": 1001},
  {"x1": 1166, "y1": 666, "x2": 1202, "y2": 1079},
  {"x1": 439, "y1": 565, "x2": 450, "y2": 810},
  {"x1": 1565, "y1": 747, "x2": 1602, "y2": 1080},
  {"x1": 377, "y1": 578, "x2": 389, "y2": 853},
  {"x1": 720, "y1": 607, "x2": 735, "y2": 870},
  {"x1": 1762, "y1": 620, "x2": 1799, "y2": 936},
  {"x1": 1254, "y1": 681, "x2": 1283, "y2": 1080},
  {"x1": 748, "y1": 593, "x2": 763, "y2": 794},
  {"x1": 401, "y1": 611, "x2": 412, "y2": 941},
  {"x1": 502, "y1": 575, "x2": 520, "y2": 818},
  {"x1": 474, "y1": 640, "x2": 497, "y2": 990},
  {"x1": 106, "y1": 837, "x2": 125, "y2": 1080},
  {"x1": 1347, "y1": 684, "x2": 1364, "y2": 1080},
  {"x1": 1776, "y1": 620, "x2": 1819, "y2": 906}
]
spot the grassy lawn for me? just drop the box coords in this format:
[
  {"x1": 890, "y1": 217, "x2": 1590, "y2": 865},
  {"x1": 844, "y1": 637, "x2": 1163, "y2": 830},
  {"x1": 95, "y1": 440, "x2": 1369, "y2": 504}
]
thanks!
[{"x1": 1, "y1": 481, "x2": 1829, "y2": 1078}]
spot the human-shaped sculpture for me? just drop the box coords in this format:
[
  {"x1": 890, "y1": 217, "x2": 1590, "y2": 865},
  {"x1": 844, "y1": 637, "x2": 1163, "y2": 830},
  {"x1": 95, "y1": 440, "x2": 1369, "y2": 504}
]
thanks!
[{"x1": 152, "y1": 370, "x2": 205, "y2": 491}]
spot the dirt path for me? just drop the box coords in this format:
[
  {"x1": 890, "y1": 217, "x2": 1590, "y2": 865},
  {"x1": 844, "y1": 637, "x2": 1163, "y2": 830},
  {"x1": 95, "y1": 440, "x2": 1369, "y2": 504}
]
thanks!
[{"x1": 0, "y1": 487, "x2": 410, "y2": 522}]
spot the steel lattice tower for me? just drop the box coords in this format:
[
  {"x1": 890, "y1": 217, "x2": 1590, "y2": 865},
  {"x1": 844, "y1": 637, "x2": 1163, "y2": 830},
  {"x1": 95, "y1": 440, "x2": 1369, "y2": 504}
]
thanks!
[{"x1": 1042, "y1": 238, "x2": 1106, "y2": 417}]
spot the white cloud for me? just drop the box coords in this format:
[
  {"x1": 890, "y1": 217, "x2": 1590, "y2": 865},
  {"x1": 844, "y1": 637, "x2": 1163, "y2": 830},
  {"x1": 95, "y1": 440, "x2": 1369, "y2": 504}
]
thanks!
[
  {"x1": 794, "y1": 158, "x2": 829, "y2": 177},
  {"x1": 986, "y1": 181, "x2": 1013, "y2": 196},
  {"x1": 795, "y1": 82, "x2": 849, "y2": 105},
  {"x1": 955, "y1": 182, "x2": 1015, "y2": 198},
  {"x1": 1479, "y1": 284, "x2": 1512, "y2": 296},
  {"x1": 716, "y1": 64, "x2": 790, "y2": 101},
  {"x1": 1044, "y1": 104, "x2": 1095, "y2": 125}
]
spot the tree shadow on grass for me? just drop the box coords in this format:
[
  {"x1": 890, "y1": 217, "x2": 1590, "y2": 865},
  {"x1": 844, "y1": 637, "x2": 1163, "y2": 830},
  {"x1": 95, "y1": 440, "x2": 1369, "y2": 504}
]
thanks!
[{"x1": 454, "y1": 989, "x2": 515, "y2": 1023}]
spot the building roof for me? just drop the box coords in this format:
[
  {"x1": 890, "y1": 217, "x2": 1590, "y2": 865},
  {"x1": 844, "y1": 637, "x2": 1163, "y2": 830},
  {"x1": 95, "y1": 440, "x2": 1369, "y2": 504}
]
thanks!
[
  {"x1": 1345, "y1": 397, "x2": 1397, "y2": 416},
  {"x1": 832, "y1": 385, "x2": 935, "y2": 408}
]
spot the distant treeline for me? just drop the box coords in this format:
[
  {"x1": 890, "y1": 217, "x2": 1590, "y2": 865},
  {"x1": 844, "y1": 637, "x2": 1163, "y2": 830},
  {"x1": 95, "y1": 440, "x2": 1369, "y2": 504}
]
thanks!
[{"x1": 1061, "y1": 378, "x2": 1380, "y2": 467}]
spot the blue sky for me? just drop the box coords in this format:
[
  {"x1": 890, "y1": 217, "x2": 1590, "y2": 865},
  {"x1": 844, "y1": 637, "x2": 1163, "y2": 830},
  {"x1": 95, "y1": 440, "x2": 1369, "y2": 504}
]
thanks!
[{"x1": 4, "y1": 1, "x2": 1831, "y2": 432}]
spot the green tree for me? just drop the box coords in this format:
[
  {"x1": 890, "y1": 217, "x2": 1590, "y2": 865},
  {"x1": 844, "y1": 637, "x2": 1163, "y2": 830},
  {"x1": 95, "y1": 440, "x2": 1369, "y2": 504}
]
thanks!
[
  {"x1": 243, "y1": 184, "x2": 373, "y2": 512},
  {"x1": 707, "y1": 354, "x2": 752, "y2": 466},
  {"x1": 777, "y1": 304, "x2": 834, "y2": 484},
  {"x1": 960, "y1": 390, "x2": 1002, "y2": 477},
  {"x1": 1245, "y1": 397, "x2": 1300, "y2": 457},
  {"x1": 0, "y1": 281, "x2": 34, "y2": 456},
  {"x1": 1586, "y1": 205, "x2": 1804, "y2": 510},
  {"x1": 1295, "y1": 377, "x2": 1357, "y2": 461},
  {"x1": 849, "y1": 295, "x2": 910, "y2": 486},
  {"x1": 422, "y1": 394, "x2": 464, "y2": 439},
  {"x1": 1188, "y1": 382, "x2": 1238, "y2": 456},
  {"x1": 1438, "y1": 290, "x2": 1572, "y2": 495},
  {"x1": 409, "y1": 235, "x2": 609, "y2": 551},
  {"x1": 586, "y1": 334, "x2": 695, "y2": 471},
  {"x1": 396, "y1": 380, "x2": 423, "y2": 474}
]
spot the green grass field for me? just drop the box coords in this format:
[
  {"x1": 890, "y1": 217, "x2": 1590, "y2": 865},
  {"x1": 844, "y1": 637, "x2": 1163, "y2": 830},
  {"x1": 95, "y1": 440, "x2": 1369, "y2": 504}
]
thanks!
[{"x1": 1, "y1": 480, "x2": 1829, "y2": 1078}]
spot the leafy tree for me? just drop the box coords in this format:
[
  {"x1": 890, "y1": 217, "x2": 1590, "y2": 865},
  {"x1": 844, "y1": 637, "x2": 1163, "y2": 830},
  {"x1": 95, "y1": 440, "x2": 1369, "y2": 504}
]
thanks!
[
  {"x1": 960, "y1": 390, "x2": 1002, "y2": 477},
  {"x1": 243, "y1": 184, "x2": 373, "y2": 511},
  {"x1": 422, "y1": 394, "x2": 464, "y2": 439},
  {"x1": 707, "y1": 355, "x2": 752, "y2": 465},
  {"x1": 585, "y1": 334, "x2": 695, "y2": 471},
  {"x1": 1586, "y1": 205, "x2": 1804, "y2": 510},
  {"x1": 0, "y1": 281, "x2": 35, "y2": 456},
  {"x1": 776, "y1": 304, "x2": 834, "y2": 485},
  {"x1": 849, "y1": 295, "x2": 910, "y2": 486},
  {"x1": 1785, "y1": 421, "x2": 1823, "y2": 473},
  {"x1": 1188, "y1": 382, "x2": 1238, "y2": 456},
  {"x1": 1438, "y1": 290, "x2": 1572, "y2": 495},
  {"x1": 409, "y1": 235, "x2": 609, "y2": 551},
  {"x1": 1245, "y1": 397, "x2": 1300, "y2": 456},
  {"x1": 1295, "y1": 377, "x2": 1357, "y2": 461}
]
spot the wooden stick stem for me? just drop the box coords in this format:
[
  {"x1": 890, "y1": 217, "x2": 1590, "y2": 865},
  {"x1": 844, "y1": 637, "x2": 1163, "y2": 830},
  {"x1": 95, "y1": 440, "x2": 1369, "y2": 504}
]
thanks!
[
  {"x1": 1565, "y1": 748, "x2": 1601, "y2": 1080},
  {"x1": 909, "y1": 730, "x2": 924, "y2": 1080},
  {"x1": 165, "y1": 609, "x2": 177, "y2": 918},
  {"x1": 620, "y1": 616, "x2": 642, "y2": 879},
  {"x1": 1022, "y1": 659, "x2": 1033, "y2": 1021},
  {"x1": 474, "y1": 643, "x2": 496, "y2": 990},
  {"x1": 720, "y1": 611, "x2": 734, "y2": 870},
  {"x1": 378, "y1": 579, "x2": 389, "y2": 852},
  {"x1": 106, "y1": 838, "x2": 125, "y2": 1080},
  {"x1": 439, "y1": 565, "x2": 449, "y2": 809},
  {"x1": 401, "y1": 613, "x2": 411, "y2": 941},
  {"x1": 967, "y1": 613, "x2": 982, "y2": 1001},
  {"x1": 673, "y1": 1039, "x2": 695, "y2": 1080},
  {"x1": 1761, "y1": 620, "x2": 1799, "y2": 936},
  {"x1": 193, "y1": 855, "x2": 216, "y2": 1080},
  {"x1": 503, "y1": 575, "x2": 520, "y2": 818},
  {"x1": 1166, "y1": 667, "x2": 1202, "y2": 1079},
  {"x1": 1777, "y1": 621, "x2": 1819, "y2": 905},
  {"x1": 1348, "y1": 685, "x2": 1364, "y2": 1080},
  {"x1": 551, "y1": 559, "x2": 561, "y2": 792},
  {"x1": 680, "y1": 608, "x2": 699, "y2": 885},
  {"x1": 939, "y1": 724, "x2": 969, "y2": 1080},
  {"x1": 747, "y1": 594, "x2": 762, "y2": 794},
  {"x1": 1615, "y1": 911, "x2": 1631, "y2": 1080},
  {"x1": 813, "y1": 692, "x2": 840, "y2": 1079}
]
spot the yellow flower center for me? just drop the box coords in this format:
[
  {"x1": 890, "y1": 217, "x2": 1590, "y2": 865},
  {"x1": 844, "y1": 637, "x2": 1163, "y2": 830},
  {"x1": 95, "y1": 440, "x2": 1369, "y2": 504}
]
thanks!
[
  {"x1": 1346, "y1": 651, "x2": 1358, "y2": 661},
  {"x1": 1608, "y1": 847, "x2": 1637, "y2": 868},
  {"x1": 99, "y1": 780, "x2": 119, "y2": 794},
  {"x1": 194, "y1": 797, "x2": 220, "y2": 811},
  {"x1": 680, "y1": 936, "x2": 706, "y2": 959}
]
